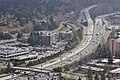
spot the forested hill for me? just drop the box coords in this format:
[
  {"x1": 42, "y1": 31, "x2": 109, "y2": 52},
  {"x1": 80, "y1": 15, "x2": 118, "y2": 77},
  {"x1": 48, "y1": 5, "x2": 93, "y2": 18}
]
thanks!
[
  {"x1": 0, "y1": 0, "x2": 119, "y2": 31},
  {"x1": 0, "y1": 0, "x2": 120, "y2": 16}
]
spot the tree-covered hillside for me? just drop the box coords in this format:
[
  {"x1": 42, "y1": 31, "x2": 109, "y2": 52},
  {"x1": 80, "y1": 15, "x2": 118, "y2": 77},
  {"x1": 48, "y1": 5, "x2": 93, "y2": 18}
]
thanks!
[
  {"x1": 0, "y1": 0, "x2": 120, "y2": 17},
  {"x1": 0, "y1": 0, "x2": 119, "y2": 31}
]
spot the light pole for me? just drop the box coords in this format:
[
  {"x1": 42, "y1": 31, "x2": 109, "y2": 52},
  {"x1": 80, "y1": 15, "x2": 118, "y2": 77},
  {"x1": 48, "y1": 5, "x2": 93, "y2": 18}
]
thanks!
[
  {"x1": 41, "y1": 64, "x2": 43, "y2": 76},
  {"x1": 60, "y1": 56, "x2": 63, "y2": 71}
]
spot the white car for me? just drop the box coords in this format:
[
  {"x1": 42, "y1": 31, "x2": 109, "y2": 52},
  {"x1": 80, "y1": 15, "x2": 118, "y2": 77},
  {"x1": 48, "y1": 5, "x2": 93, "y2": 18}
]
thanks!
[{"x1": 96, "y1": 33, "x2": 100, "y2": 35}]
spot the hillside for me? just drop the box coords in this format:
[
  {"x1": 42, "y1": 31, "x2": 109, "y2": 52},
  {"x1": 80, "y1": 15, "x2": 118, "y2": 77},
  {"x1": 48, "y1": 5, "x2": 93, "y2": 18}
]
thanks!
[{"x1": 0, "y1": 0, "x2": 119, "y2": 32}]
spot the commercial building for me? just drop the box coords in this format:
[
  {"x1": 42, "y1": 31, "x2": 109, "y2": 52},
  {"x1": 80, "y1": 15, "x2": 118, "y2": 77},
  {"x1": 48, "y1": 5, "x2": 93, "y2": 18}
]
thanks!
[
  {"x1": 37, "y1": 30, "x2": 73, "y2": 47},
  {"x1": 85, "y1": 59, "x2": 120, "y2": 79},
  {"x1": 87, "y1": 59, "x2": 120, "y2": 69},
  {"x1": 59, "y1": 31, "x2": 73, "y2": 41},
  {"x1": 116, "y1": 38, "x2": 120, "y2": 52},
  {"x1": 109, "y1": 38, "x2": 120, "y2": 56},
  {"x1": 33, "y1": 22, "x2": 75, "y2": 48},
  {"x1": 0, "y1": 46, "x2": 29, "y2": 61},
  {"x1": 109, "y1": 39, "x2": 117, "y2": 56},
  {"x1": 109, "y1": 68, "x2": 120, "y2": 79},
  {"x1": 79, "y1": 65, "x2": 105, "y2": 73},
  {"x1": 101, "y1": 58, "x2": 120, "y2": 65},
  {"x1": 12, "y1": 55, "x2": 37, "y2": 62},
  {"x1": 38, "y1": 31, "x2": 57, "y2": 47}
]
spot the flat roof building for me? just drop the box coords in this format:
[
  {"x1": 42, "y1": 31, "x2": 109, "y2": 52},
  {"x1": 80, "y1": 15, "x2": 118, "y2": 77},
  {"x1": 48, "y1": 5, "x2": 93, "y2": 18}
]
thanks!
[
  {"x1": 101, "y1": 58, "x2": 120, "y2": 64},
  {"x1": 0, "y1": 46, "x2": 29, "y2": 61},
  {"x1": 37, "y1": 31, "x2": 57, "y2": 47},
  {"x1": 12, "y1": 55, "x2": 37, "y2": 62},
  {"x1": 79, "y1": 65, "x2": 104, "y2": 73},
  {"x1": 59, "y1": 31, "x2": 73, "y2": 41},
  {"x1": 109, "y1": 38, "x2": 120, "y2": 56},
  {"x1": 109, "y1": 68, "x2": 120, "y2": 79},
  {"x1": 109, "y1": 39, "x2": 117, "y2": 56}
]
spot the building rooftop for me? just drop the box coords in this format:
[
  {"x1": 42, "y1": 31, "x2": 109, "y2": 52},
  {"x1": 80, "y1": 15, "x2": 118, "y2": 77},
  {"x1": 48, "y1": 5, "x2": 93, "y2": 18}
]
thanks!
[
  {"x1": 101, "y1": 59, "x2": 120, "y2": 64},
  {"x1": 79, "y1": 66, "x2": 104, "y2": 72},
  {"x1": 38, "y1": 75, "x2": 55, "y2": 80},
  {"x1": 87, "y1": 59, "x2": 120, "y2": 69},
  {"x1": 110, "y1": 68, "x2": 120, "y2": 74},
  {"x1": 0, "y1": 46, "x2": 27, "y2": 55},
  {"x1": 37, "y1": 31, "x2": 56, "y2": 36},
  {"x1": 116, "y1": 38, "x2": 120, "y2": 42},
  {"x1": 12, "y1": 55, "x2": 37, "y2": 60}
]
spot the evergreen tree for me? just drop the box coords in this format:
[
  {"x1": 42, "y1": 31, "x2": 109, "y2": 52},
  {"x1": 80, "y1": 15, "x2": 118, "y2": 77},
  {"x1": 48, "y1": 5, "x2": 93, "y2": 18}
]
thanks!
[
  {"x1": 49, "y1": 15, "x2": 54, "y2": 22},
  {"x1": 101, "y1": 72, "x2": 106, "y2": 80},
  {"x1": 78, "y1": 77, "x2": 82, "y2": 80},
  {"x1": 28, "y1": 32, "x2": 39, "y2": 46},
  {"x1": 4, "y1": 32, "x2": 12, "y2": 39},
  {"x1": 87, "y1": 67, "x2": 93, "y2": 80},
  {"x1": 17, "y1": 32, "x2": 23, "y2": 39},
  {"x1": 53, "y1": 67, "x2": 62, "y2": 72},
  {"x1": 6, "y1": 61, "x2": 11, "y2": 73},
  {"x1": 64, "y1": 23, "x2": 67, "y2": 27},
  {"x1": 108, "y1": 53, "x2": 113, "y2": 64},
  {"x1": 94, "y1": 74, "x2": 99, "y2": 80}
]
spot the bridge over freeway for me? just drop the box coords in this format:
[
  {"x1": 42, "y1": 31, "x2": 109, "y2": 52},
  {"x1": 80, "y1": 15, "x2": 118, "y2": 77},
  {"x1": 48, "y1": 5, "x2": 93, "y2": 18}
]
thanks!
[{"x1": 11, "y1": 67, "x2": 52, "y2": 74}]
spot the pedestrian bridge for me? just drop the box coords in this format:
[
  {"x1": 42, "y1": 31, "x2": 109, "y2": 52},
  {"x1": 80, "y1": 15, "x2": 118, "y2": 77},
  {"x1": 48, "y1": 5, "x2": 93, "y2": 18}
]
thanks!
[{"x1": 11, "y1": 67, "x2": 51, "y2": 74}]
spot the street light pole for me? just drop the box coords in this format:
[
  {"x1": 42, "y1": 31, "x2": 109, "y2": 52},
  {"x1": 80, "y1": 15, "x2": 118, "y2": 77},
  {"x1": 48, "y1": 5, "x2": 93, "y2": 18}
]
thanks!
[{"x1": 60, "y1": 56, "x2": 62, "y2": 71}]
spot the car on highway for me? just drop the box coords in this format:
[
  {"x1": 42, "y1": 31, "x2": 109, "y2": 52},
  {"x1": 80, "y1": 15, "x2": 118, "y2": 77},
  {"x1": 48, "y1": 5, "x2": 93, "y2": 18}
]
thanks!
[
  {"x1": 96, "y1": 33, "x2": 100, "y2": 35},
  {"x1": 49, "y1": 60, "x2": 55, "y2": 63},
  {"x1": 93, "y1": 40, "x2": 95, "y2": 42}
]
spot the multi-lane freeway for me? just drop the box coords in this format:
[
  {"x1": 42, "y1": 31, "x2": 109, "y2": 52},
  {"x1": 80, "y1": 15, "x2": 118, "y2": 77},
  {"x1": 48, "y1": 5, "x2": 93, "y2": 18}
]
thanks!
[{"x1": 32, "y1": 5, "x2": 100, "y2": 69}]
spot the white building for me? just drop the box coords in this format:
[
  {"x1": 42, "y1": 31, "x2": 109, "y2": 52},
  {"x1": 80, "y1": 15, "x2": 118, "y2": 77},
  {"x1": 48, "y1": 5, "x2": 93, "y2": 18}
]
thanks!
[
  {"x1": 0, "y1": 46, "x2": 29, "y2": 61},
  {"x1": 109, "y1": 68, "x2": 120, "y2": 79}
]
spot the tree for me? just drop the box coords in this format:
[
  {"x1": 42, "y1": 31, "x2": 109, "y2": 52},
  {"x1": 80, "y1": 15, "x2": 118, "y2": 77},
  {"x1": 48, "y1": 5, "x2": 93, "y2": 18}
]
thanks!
[
  {"x1": 17, "y1": 32, "x2": 23, "y2": 39},
  {"x1": 0, "y1": 32, "x2": 12, "y2": 40},
  {"x1": 49, "y1": 15, "x2": 54, "y2": 23},
  {"x1": 6, "y1": 61, "x2": 11, "y2": 73},
  {"x1": 108, "y1": 53, "x2": 113, "y2": 64},
  {"x1": 94, "y1": 74, "x2": 99, "y2": 80},
  {"x1": 87, "y1": 67, "x2": 93, "y2": 80},
  {"x1": 78, "y1": 77, "x2": 82, "y2": 80},
  {"x1": 28, "y1": 32, "x2": 39, "y2": 46},
  {"x1": 4, "y1": 32, "x2": 12, "y2": 39},
  {"x1": 64, "y1": 65, "x2": 70, "y2": 71},
  {"x1": 64, "y1": 23, "x2": 67, "y2": 27},
  {"x1": 108, "y1": 57, "x2": 113, "y2": 64},
  {"x1": 101, "y1": 72, "x2": 106, "y2": 80},
  {"x1": 53, "y1": 67, "x2": 62, "y2": 72}
]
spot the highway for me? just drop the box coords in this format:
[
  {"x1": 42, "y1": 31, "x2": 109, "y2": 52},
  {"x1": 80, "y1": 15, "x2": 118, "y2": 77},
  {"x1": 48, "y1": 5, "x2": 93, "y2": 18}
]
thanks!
[
  {"x1": 32, "y1": 5, "x2": 99, "y2": 69},
  {"x1": 0, "y1": 5, "x2": 97, "y2": 80}
]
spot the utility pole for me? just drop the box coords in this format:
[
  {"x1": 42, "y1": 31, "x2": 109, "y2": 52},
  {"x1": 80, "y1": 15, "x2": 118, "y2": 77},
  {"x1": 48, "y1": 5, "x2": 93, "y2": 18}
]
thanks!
[{"x1": 60, "y1": 57, "x2": 62, "y2": 69}]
